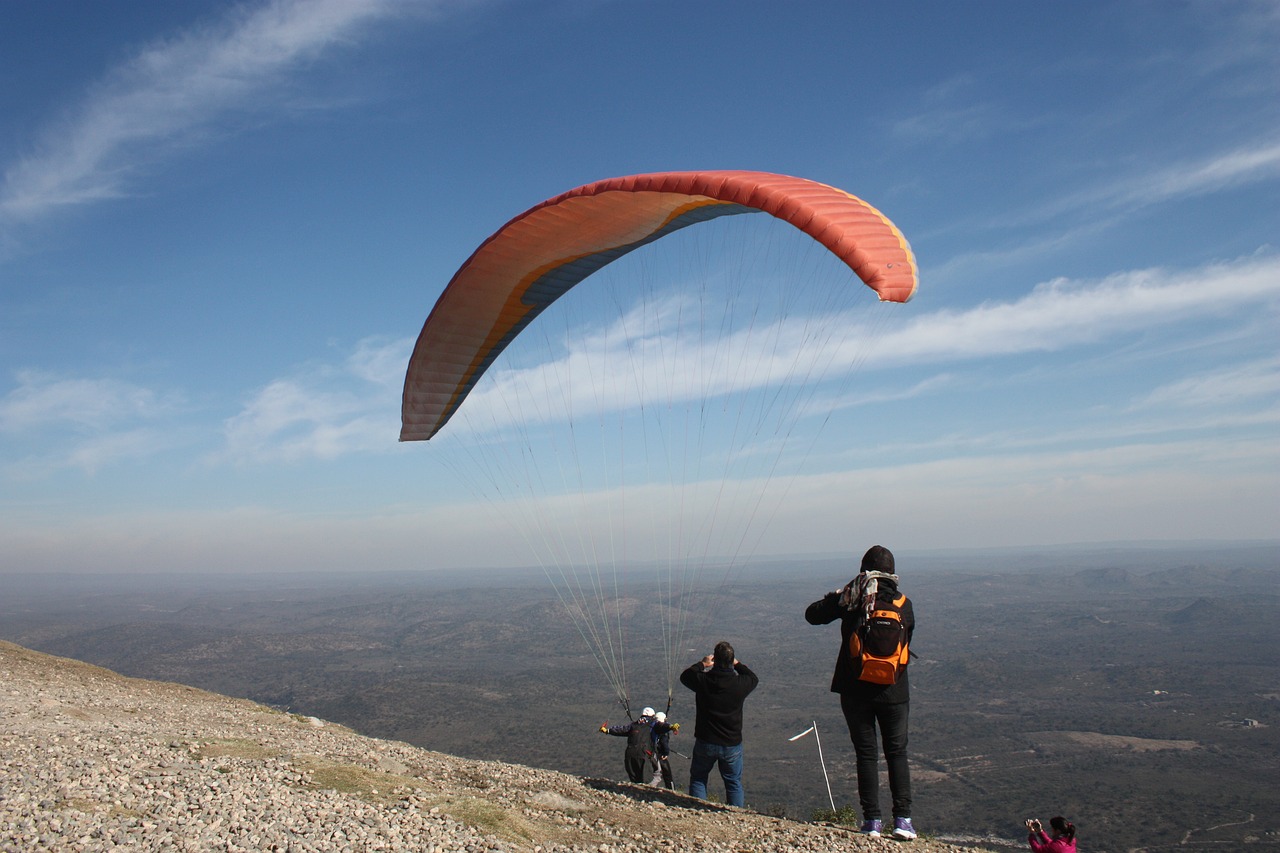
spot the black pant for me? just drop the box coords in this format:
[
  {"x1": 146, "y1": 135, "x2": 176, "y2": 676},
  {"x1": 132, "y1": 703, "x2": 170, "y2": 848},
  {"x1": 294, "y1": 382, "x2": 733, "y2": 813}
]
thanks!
[
  {"x1": 624, "y1": 749, "x2": 648, "y2": 783},
  {"x1": 656, "y1": 755, "x2": 674, "y2": 789},
  {"x1": 840, "y1": 692, "x2": 912, "y2": 820}
]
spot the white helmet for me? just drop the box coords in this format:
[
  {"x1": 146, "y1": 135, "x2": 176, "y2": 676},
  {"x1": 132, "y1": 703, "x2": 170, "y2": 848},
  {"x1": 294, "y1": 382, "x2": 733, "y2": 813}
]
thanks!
[
  {"x1": 641, "y1": 707, "x2": 655, "y2": 718},
  {"x1": 655, "y1": 712, "x2": 667, "y2": 723}
]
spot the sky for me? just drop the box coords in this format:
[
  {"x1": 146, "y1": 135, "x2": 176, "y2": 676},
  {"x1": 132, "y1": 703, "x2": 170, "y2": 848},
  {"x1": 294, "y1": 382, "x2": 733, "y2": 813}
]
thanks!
[{"x1": 1, "y1": 0, "x2": 1278, "y2": 575}]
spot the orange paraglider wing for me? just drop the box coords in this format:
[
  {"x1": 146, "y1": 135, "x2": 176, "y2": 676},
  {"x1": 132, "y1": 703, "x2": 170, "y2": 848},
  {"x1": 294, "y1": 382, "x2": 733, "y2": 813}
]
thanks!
[{"x1": 401, "y1": 170, "x2": 916, "y2": 441}]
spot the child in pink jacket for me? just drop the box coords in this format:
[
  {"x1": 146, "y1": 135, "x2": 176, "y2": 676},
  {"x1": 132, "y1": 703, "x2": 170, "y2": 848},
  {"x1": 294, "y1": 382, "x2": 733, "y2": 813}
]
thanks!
[{"x1": 1027, "y1": 816, "x2": 1077, "y2": 852}]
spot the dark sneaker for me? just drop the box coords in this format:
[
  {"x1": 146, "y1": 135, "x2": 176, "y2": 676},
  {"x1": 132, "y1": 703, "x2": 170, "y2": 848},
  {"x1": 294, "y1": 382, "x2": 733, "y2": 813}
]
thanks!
[
  {"x1": 859, "y1": 818, "x2": 883, "y2": 837},
  {"x1": 892, "y1": 816, "x2": 917, "y2": 840}
]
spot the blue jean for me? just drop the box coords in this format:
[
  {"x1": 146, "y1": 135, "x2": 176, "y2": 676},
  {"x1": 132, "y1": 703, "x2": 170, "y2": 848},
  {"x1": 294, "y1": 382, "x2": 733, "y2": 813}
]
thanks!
[{"x1": 688, "y1": 740, "x2": 744, "y2": 807}]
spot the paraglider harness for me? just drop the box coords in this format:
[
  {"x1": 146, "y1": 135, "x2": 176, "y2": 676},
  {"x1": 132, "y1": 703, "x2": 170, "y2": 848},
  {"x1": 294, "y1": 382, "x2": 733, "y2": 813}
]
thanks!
[
  {"x1": 842, "y1": 570, "x2": 911, "y2": 685},
  {"x1": 614, "y1": 696, "x2": 683, "y2": 758}
]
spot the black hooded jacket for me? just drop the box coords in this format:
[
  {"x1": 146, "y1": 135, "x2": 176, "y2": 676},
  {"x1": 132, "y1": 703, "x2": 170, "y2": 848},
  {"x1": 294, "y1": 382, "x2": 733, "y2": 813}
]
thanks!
[
  {"x1": 805, "y1": 577, "x2": 915, "y2": 704},
  {"x1": 679, "y1": 661, "x2": 759, "y2": 746}
]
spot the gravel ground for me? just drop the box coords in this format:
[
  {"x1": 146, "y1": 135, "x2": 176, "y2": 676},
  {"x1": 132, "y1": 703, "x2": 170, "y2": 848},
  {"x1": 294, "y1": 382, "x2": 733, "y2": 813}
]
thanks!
[{"x1": 1, "y1": 640, "x2": 996, "y2": 853}]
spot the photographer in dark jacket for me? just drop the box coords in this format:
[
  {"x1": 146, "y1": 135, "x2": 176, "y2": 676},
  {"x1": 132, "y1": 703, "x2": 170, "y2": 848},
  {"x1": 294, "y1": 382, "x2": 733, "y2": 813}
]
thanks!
[
  {"x1": 805, "y1": 545, "x2": 917, "y2": 840},
  {"x1": 679, "y1": 640, "x2": 758, "y2": 807}
]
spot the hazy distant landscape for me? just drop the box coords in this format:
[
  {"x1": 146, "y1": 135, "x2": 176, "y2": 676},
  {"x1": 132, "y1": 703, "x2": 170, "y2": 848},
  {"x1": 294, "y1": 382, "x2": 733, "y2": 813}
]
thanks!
[{"x1": 3, "y1": 542, "x2": 1277, "y2": 853}]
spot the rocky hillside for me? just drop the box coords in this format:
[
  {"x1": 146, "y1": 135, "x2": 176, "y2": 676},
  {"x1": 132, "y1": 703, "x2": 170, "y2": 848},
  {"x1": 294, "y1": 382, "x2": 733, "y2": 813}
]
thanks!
[{"x1": 0, "y1": 641, "x2": 997, "y2": 852}]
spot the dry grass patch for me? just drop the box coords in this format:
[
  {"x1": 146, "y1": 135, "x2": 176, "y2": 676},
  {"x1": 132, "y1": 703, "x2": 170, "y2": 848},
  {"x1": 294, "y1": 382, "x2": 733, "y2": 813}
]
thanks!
[
  {"x1": 290, "y1": 757, "x2": 547, "y2": 845},
  {"x1": 1030, "y1": 730, "x2": 1200, "y2": 752},
  {"x1": 294, "y1": 755, "x2": 421, "y2": 801},
  {"x1": 192, "y1": 737, "x2": 279, "y2": 761},
  {"x1": 439, "y1": 796, "x2": 540, "y2": 844}
]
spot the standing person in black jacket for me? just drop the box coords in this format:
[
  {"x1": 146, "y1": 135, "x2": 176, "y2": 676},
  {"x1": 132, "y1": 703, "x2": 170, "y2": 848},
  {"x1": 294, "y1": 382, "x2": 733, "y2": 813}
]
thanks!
[
  {"x1": 805, "y1": 545, "x2": 917, "y2": 840},
  {"x1": 679, "y1": 640, "x2": 759, "y2": 807}
]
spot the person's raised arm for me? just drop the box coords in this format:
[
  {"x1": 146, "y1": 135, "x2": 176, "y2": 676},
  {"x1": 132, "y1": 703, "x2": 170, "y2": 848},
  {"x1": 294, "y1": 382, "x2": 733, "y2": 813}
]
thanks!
[
  {"x1": 733, "y1": 661, "x2": 760, "y2": 691},
  {"x1": 680, "y1": 658, "x2": 707, "y2": 690},
  {"x1": 805, "y1": 588, "x2": 845, "y2": 625}
]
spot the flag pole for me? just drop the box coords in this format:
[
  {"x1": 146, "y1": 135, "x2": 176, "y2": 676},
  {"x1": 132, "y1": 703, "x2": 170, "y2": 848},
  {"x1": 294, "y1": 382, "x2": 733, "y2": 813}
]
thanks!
[
  {"x1": 812, "y1": 720, "x2": 836, "y2": 812},
  {"x1": 788, "y1": 720, "x2": 836, "y2": 812}
]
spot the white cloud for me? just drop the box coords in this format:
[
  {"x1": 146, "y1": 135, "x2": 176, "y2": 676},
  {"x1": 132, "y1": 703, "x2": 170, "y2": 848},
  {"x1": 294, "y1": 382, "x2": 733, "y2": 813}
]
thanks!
[
  {"x1": 211, "y1": 255, "x2": 1280, "y2": 464},
  {"x1": 1020, "y1": 139, "x2": 1280, "y2": 228},
  {"x1": 1138, "y1": 355, "x2": 1280, "y2": 409},
  {"x1": 1108, "y1": 141, "x2": 1280, "y2": 210},
  {"x1": 9, "y1": 430, "x2": 1269, "y2": 572},
  {"x1": 931, "y1": 138, "x2": 1280, "y2": 272},
  {"x1": 0, "y1": 370, "x2": 175, "y2": 432},
  {"x1": 62, "y1": 429, "x2": 172, "y2": 476},
  {"x1": 218, "y1": 336, "x2": 408, "y2": 463},
  {"x1": 0, "y1": 372, "x2": 190, "y2": 476},
  {"x1": 766, "y1": 435, "x2": 1280, "y2": 551},
  {"x1": 347, "y1": 335, "x2": 412, "y2": 388},
  {"x1": 0, "y1": 0, "x2": 409, "y2": 226},
  {"x1": 447, "y1": 254, "x2": 1280, "y2": 436},
  {"x1": 889, "y1": 74, "x2": 1012, "y2": 144},
  {"x1": 4, "y1": 428, "x2": 177, "y2": 480},
  {"x1": 802, "y1": 374, "x2": 955, "y2": 419},
  {"x1": 878, "y1": 254, "x2": 1280, "y2": 363}
]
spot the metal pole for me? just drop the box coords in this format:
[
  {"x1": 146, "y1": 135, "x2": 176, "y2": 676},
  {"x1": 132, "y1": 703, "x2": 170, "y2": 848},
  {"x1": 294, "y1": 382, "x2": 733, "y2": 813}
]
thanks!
[{"x1": 812, "y1": 720, "x2": 836, "y2": 812}]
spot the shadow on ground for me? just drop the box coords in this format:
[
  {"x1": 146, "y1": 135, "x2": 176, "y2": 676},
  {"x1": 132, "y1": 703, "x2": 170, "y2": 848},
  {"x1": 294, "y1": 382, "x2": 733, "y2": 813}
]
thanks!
[{"x1": 581, "y1": 777, "x2": 731, "y2": 812}]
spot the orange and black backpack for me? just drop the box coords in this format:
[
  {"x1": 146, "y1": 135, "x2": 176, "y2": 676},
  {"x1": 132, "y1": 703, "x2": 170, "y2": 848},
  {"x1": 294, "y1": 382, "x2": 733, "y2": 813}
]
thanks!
[{"x1": 849, "y1": 592, "x2": 910, "y2": 685}]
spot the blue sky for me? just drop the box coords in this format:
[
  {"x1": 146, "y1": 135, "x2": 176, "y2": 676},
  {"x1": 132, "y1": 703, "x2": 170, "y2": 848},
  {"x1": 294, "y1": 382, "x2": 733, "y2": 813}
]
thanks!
[{"x1": 2, "y1": 0, "x2": 1277, "y2": 574}]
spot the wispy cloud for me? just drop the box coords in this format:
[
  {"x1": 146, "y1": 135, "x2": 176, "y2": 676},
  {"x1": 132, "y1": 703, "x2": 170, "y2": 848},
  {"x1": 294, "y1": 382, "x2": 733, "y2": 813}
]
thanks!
[
  {"x1": 889, "y1": 74, "x2": 1012, "y2": 143},
  {"x1": 937, "y1": 139, "x2": 1280, "y2": 260},
  {"x1": 218, "y1": 336, "x2": 407, "y2": 464},
  {"x1": 0, "y1": 370, "x2": 176, "y2": 432},
  {"x1": 1082, "y1": 141, "x2": 1280, "y2": 214},
  {"x1": 1138, "y1": 355, "x2": 1280, "y2": 409},
  {"x1": 923, "y1": 136, "x2": 1280, "y2": 292},
  {"x1": 883, "y1": 253, "x2": 1280, "y2": 363},
  {"x1": 0, "y1": 0, "x2": 408, "y2": 227},
  {"x1": 209, "y1": 254, "x2": 1279, "y2": 464},
  {"x1": 61, "y1": 429, "x2": 173, "y2": 477},
  {"x1": 0, "y1": 371, "x2": 188, "y2": 476},
  {"x1": 449, "y1": 254, "x2": 1280, "y2": 432}
]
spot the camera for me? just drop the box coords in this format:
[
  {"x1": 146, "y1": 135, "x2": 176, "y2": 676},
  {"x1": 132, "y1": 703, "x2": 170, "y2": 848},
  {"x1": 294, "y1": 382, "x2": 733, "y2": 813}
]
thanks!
[{"x1": 1025, "y1": 819, "x2": 1041, "y2": 830}]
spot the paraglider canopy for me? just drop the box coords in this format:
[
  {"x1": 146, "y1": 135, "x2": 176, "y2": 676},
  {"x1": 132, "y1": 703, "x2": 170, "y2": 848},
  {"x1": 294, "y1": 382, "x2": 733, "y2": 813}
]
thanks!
[
  {"x1": 399, "y1": 168, "x2": 918, "y2": 715},
  {"x1": 401, "y1": 170, "x2": 917, "y2": 442}
]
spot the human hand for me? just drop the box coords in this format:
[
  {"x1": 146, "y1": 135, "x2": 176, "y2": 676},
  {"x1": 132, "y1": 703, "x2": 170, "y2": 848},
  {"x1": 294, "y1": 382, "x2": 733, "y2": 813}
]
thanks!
[{"x1": 600, "y1": 724, "x2": 608, "y2": 733}]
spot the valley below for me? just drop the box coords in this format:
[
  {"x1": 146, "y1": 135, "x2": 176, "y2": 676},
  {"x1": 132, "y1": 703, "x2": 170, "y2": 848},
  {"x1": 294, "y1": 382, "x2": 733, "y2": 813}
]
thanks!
[{"x1": 4, "y1": 542, "x2": 1277, "y2": 852}]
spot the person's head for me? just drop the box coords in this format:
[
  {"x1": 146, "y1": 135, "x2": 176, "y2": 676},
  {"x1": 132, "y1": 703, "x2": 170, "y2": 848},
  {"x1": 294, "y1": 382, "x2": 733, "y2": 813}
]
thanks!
[
  {"x1": 641, "y1": 706, "x2": 655, "y2": 719},
  {"x1": 860, "y1": 545, "x2": 895, "y2": 574},
  {"x1": 1049, "y1": 817, "x2": 1075, "y2": 840},
  {"x1": 713, "y1": 640, "x2": 735, "y2": 668},
  {"x1": 655, "y1": 711, "x2": 666, "y2": 723}
]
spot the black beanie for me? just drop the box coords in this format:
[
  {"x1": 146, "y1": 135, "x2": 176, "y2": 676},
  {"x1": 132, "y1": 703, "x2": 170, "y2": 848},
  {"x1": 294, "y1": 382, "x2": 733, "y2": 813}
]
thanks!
[{"x1": 860, "y1": 545, "x2": 895, "y2": 574}]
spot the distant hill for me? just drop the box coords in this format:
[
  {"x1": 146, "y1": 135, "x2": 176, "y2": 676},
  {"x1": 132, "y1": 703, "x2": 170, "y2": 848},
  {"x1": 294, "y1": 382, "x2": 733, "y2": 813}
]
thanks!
[
  {"x1": 3, "y1": 544, "x2": 1278, "y2": 851},
  {"x1": 0, "y1": 640, "x2": 999, "y2": 852}
]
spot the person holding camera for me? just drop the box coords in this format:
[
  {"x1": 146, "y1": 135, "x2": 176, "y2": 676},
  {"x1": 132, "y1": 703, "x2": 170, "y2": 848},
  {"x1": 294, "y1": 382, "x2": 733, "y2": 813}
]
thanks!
[
  {"x1": 679, "y1": 640, "x2": 758, "y2": 807},
  {"x1": 805, "y1": 545, "x2": 916, "y2": 840},
  {"x1": 1026, "y1": 816, "x2": 1077, "y2": 852}
]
